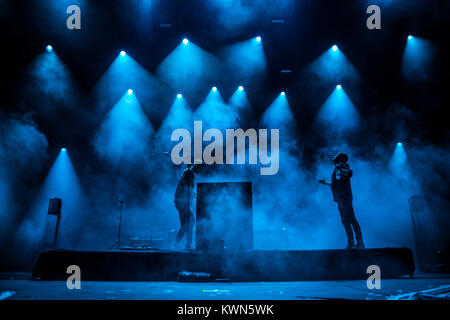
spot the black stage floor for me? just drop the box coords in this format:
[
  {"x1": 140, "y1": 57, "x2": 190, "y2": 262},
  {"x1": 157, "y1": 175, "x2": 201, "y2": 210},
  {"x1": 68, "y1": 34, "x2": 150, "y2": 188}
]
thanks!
[{"x1": 32, "y1": 247, "x2": 414, "y2": 282}]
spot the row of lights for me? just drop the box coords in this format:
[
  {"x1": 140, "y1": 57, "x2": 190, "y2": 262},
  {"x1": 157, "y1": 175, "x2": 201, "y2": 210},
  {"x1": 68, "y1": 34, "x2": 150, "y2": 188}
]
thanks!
[
  {"x1": 120, "y1": 83, "x2": 341, "y2": 96},
  {"x1": 47, "y1": 35, "x2": 260, "y2": 54},
  {"x1": 125, "y1": 86, "x2": 286, "y2": 99},
  {"x1": 46, "y1": 34, "x2": 415, "y2": 55},
  {"x1": 183, "y1": 36, "x2": 262, "y2": 45},
  {"x1": 124, "y1": 86, "x2": 342, "y2": 99},
  {"x1": 47, "y1": 36, "x2": 406, "y2": 154},
  {"x1": 47, "y1": 42, "x2": 344, "y2": 96},
  {"x1": 60, "y1": 141, "x2": 404, "y2": 152}
]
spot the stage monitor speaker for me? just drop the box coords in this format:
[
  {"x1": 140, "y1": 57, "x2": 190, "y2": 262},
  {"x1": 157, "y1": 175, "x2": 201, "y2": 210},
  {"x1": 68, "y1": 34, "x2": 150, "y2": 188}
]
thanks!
[
  {"x1": 196, "y1": 181, "x2": 253, "y2": 251},
  {"x1": 44, "y1": 198, "x2": 62, "y2": 246},
  {"x1": 48, "y1": 198, "x2": 62, "y2": 216}
]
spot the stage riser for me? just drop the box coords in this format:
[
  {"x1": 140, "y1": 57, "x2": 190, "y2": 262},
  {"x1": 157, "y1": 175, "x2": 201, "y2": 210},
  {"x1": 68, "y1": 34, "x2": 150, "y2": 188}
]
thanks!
[{"x1": 32, "y1": 248, "x2": 414, "y2": 281}]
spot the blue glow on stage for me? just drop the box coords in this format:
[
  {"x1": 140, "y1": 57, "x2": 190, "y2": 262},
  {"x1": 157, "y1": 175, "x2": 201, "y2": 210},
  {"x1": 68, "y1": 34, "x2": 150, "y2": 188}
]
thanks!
[
  {"x1": 2, "y1": 0, "x2": 448, "y2": 285},
  {"x1": 194, "y1": 87, "x2": 234, "y2": 130},
  {"x1": 228, "y1": 86, "x2": 251, "y2": 118},
  {"x1": 402, "y1": 35, "x2": 435, "y2": 82},
  {"x1": 390, "y1": 142, "x2": 407, "y2": 169},
  {"x1": 261, "y1": 91, "x2": 296, "y2": 129},
  {"x1": 93, "y1": 91, "x2": 154, "y2": 166},
  {"x1": 315, "y1": 86, "x2": 360, "y2": 137},
  {"x1": 220, "y1": 37, "x2": 268, "y2": 86},
  {"x1": 158, "y1": 94, "x2": 193, "y2": 134},
  {"x1": 305, "y1": 45, "x2": 359, "y2": 85},
  {"x1": 92, "y1": 51, "x2": 168, "y2": 115},
  {"x1": 16, "y1": 147, "x2": 86, "y2": 248},
  {"x1": 25, "y1": 46, "x2": 79, "y2": 112},
  {"x1": 156, "y1": 39, "x2": 221, "y2": 101},
  {"x1": 388, "y1": 142, "x2": 420, "y2": 193}
]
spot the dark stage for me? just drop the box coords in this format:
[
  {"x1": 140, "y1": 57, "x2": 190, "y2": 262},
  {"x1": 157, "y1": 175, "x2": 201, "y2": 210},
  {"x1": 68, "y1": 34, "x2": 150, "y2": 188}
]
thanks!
[
  {"x1": 0, "y1": 0, "x2": 449, "y2": 305},
  {"x1": 32, "y1": 248, "x2": 414, "y2": 282}
]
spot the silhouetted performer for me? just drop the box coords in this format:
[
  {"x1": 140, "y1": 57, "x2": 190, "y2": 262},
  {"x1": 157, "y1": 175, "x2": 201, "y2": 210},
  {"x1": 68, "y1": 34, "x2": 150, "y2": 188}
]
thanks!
[
  {"x1": 320, "y1": 152, "x2": 365, "y2": 249},
  {"x1": 174, "y1": 163, "x2": 202, "y2": 249}
]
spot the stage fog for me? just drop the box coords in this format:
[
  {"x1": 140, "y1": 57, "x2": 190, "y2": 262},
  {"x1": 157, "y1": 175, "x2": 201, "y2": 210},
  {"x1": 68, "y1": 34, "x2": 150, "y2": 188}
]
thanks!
[{"x1": 0, "y1": 0, "x2": 448, "y2": 272}]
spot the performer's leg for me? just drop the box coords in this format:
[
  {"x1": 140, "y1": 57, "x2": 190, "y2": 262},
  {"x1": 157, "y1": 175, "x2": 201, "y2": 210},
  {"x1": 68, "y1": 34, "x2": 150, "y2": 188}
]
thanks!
[
  {"x1": 176, "y1": 222, "x2": 185, "y2": 244},
  {"x1": 347, "y1": 203, "x2": 364, "y2": 248},
  {"x1": 338, "y1": 202, "x2": 355, "y2": 248},
  {"x1": 176, "y1": 224, "x2": 185, "y2": 243},
  {"x1": 175, "y1": 203, "x2": 187, "y2": 244},
  {"x1": 185, "y1": 210, "x2": 194, "y2": 249}
]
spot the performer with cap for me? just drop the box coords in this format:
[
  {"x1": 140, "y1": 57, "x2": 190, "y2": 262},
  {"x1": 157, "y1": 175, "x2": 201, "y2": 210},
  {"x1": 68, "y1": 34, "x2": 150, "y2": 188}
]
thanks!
[
  {"x1": 174, "y1": 162, "x2": 203, "y2": 249},
  {"x1": 319, "y1": 152, "x2": 365, "y2": 249}
]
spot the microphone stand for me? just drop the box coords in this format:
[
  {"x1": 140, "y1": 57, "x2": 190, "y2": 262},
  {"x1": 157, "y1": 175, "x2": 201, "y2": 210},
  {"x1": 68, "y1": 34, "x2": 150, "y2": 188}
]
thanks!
[{"x1": 109, "y1": 195, "x2": 126, "y2": 250}]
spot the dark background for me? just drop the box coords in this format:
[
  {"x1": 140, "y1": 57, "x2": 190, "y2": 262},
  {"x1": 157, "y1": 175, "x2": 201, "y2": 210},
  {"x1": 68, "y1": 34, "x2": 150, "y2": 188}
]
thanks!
[
  {"x1": 0, "y1": 0, "x2": 448, "y2": 271},
  {"x1": 0, "y1": 0, "x2": 448, "y2": 156}
]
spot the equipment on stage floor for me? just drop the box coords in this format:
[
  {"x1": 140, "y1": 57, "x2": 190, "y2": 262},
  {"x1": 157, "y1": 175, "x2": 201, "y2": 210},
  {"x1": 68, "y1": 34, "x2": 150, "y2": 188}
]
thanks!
[
  {"x1": 120, "y1": 238, "x2": 164, "y2": 250},
  {"x1": 196, "y1": 181, "x2": 253, "y2": 251},
  {"x1": 177, "y1": 271, "x2": 213, "y2": 282},
  {"x1": 109, "y1": 193, "x2": 126, "y2": 250},
  {"x1": 44, "y1": 198, "x2": 62, "y2": 246}
]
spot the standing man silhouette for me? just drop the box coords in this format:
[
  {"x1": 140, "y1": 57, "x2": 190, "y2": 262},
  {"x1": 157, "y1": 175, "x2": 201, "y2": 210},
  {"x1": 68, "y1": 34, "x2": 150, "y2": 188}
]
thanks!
[
  {"x1": 320, "y1": 152, "x2": 365, "y2": 249},
  {"x1": 174, "y1": 163, "x2": 202, "y2": 249}
]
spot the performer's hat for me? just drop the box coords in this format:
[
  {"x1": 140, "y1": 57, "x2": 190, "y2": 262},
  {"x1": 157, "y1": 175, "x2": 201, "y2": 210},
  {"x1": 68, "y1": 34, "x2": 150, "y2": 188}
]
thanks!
[
  {"x1": 188, "y1": 160, "x2": 206, "y2": 170},
  {"x1": 332, "y1": 152, "x2": 349, "y2": 164}
]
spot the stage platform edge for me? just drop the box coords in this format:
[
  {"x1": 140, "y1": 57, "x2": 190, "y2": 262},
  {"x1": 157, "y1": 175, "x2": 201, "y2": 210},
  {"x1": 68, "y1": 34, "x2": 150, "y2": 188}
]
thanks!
[{"x1": 32, "y1": 247, "x2": 414, "y2": 281}]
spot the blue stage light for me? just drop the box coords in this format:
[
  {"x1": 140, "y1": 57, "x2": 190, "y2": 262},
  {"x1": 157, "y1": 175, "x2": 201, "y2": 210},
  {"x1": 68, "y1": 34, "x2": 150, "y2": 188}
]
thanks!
[
  {"x1": 177, "y1": 93, "x2": 182, "y2": 98},
  {"x1": 408, "y1": 35, "x2": 413, "y2": 40},
  {"x1": 281, "y1": 91, "x2": 285, "y2": 96},
  {"x1": 120, "y1": 50, "x2": 126, "y2": 57},
  {"x1": 127, "y1": 89, "x2": 133, "y2": 95},
  {"x1": 397, "y1": 142, "x2": 403, "y2": 146},
  {"x1": 332, "y1": 45, "x2": 338, "y2": 52},
  {"x1": 183, "y1": 38, "x2": 189, "y2": 45},
  {"x1": 212, "y1": 86, "x2": 217, "y2": 92},
  {"x1": 61, "y1": 148, "x2": 66, "y2": 152},
  {"x1": 261, "y1": 91, "x2": 295, "y2": 129},
  {"x1": 238, "y1": 86, "x2": 244, "y2": 91},
  {"x1": 46, "y1": 45, "x2": 53, "y2": 53},
  {"x1": 316, "y1": 84, "x2": 360, "y2": 134},
  {"x1": 256, "y1": 36, "x2": 261, "y2": 42}
]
